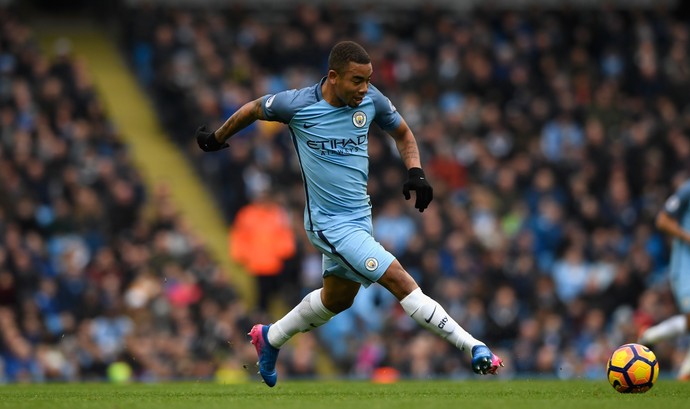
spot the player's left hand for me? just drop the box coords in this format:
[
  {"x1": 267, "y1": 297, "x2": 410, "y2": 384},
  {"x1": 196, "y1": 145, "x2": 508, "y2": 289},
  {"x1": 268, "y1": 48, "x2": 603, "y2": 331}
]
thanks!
[
  {"x1": 196, "y1": 125, "x2": 229, "y2": 152},
  {"x1": 402, "y1": 167, "x2": 433, "y2": 212}
]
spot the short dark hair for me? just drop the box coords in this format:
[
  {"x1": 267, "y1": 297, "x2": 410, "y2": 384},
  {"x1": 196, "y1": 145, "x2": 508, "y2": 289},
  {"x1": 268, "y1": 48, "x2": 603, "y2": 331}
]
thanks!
[{"x1": 328, "y1": 41, "x2": 371, "y2": 74}]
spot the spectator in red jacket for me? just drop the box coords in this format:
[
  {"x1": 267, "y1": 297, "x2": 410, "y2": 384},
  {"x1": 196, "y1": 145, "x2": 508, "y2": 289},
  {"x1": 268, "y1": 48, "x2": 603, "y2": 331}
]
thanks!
[{"x1": 230, "y1": 188, "x2": 296, "y2": 311}]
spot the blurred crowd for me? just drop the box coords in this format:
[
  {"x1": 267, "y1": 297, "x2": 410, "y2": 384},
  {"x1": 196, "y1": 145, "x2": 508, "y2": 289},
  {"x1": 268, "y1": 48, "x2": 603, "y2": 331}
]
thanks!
[
  {"x1": 3, "y1": 1, "x2": 690, "y2": 383},
  {"x1": 0, "y1": 8, "x2": 275, "y2": 383}
]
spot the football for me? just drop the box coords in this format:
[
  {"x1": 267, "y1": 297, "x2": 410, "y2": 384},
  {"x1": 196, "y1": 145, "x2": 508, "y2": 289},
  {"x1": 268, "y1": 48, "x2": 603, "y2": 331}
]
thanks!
[{"x1": 606, "y1": 343, "x2": 659, "y2": 393}]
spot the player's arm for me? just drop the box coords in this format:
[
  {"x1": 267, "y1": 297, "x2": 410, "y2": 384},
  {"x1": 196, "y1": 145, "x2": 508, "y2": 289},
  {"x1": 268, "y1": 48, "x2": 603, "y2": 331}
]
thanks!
[
  {"x1": 215, "y1": 98, "x2": 266, "y2": 142},
  {"x1": 388, "y1": 118, "x2": 433, "y2": 212},
  {"x1": 388, "y1": 117, "x2": 422, "y2": 170},
  {"x1": 196, "y1": 97, "x2": 265, "y2": 151},
  {"x1": 656, "y1": 210, "x2": 690, "y2": 244}
]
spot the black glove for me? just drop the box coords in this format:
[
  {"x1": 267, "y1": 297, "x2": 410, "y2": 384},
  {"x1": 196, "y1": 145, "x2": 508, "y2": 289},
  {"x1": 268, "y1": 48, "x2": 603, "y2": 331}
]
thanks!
[
  {"x1": 196, "y1": 125, "x2": 229, "y2": 152},
  {"x1": 402, "y1": 167, "x2": 433, "y2": 212}
]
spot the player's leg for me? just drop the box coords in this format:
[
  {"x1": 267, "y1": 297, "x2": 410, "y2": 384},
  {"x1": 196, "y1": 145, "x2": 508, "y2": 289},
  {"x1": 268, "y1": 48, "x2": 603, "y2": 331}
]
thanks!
[
  {"x1": 314, "y1": 216, "x2": 503, "y2": 375},
  {"x1": 639, "y1": 266, "x2": 690, "y2": 380},
  {"x1": 677, "y1": 343, "x2": 690, "y2": 381},
  {"x1": 250, "y1": 229, "x2": 363, "y2": 387},
  {"x1": 250, "y1": 276, "x2": 356, "y2": 387},
  {"x1": 638, "y1": 314, "x2": 687, "y2": 345},
  {"x1": 640, "y1": 266, "x2": 690, "y2": 346},
  {"x1": 321, "y1": 274, "x2": 362, "y2": 312},
  {"x1": 268, "y1": 274, "x2": 359, "y2": 347},
  {"x1": 377, "y1": 259, "x2": 503, "y2": 375}
]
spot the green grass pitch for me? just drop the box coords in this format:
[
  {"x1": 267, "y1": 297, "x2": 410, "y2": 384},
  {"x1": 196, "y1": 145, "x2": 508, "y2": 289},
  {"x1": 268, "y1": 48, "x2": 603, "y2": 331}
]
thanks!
[{"x1": 0, "y1": 380, "x2": 688, "y2": 409}]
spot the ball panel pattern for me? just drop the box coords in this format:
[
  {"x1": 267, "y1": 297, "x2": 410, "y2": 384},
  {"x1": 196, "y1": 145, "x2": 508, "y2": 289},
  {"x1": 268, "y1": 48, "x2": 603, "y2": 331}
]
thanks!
[{"x1": 606, "y1": 343, "x2": 658, "y2": 394}]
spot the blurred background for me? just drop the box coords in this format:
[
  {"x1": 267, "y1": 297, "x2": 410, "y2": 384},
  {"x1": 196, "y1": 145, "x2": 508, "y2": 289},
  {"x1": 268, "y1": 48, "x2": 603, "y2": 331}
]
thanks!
[{"x1": 1, "y1": 0, "x2": 689, "y2": 383}]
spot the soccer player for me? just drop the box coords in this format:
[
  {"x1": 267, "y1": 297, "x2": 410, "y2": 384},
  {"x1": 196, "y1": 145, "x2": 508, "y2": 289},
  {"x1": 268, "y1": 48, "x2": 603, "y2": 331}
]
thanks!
[
  {"x1": 639, "y1": 174, "x2": 690, "y2": 380},
  {"x1": 196, "y1": 41, "x2": 503, "y2": 386}
]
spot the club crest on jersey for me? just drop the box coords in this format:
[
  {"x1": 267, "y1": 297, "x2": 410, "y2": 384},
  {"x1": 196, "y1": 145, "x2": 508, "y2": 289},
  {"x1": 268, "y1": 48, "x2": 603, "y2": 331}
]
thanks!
[
  {"x1": 352, "y1": 111, "x2": 367, "y2": 128},
  {"x1": 365, "y1": 257, "x2": 378, "y2": 271}
]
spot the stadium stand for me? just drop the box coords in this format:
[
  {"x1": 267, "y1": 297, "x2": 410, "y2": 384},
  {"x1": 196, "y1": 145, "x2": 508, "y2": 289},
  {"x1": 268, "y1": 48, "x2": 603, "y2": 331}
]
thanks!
[
  {"x1": 2, "y1": 0, "x2": 690, "y2": 382},
  {"x1": 0, "y1": 8, "x2": 270, "y2": 382}
]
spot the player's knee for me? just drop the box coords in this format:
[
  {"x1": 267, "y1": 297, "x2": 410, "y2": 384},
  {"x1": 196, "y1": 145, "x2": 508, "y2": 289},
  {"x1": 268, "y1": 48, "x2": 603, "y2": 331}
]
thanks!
[
  {"x1": 378, "y1": 263, "x2": 419, "y2": 300},
  {"x1": 322, "y1": 294, "x2": 354, "y2": 313}
]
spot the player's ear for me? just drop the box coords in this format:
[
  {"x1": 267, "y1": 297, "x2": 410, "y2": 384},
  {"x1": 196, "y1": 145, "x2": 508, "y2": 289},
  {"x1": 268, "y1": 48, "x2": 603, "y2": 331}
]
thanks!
[{"x1": 327, "y1": 69, "x2": 339, "y2": 84}]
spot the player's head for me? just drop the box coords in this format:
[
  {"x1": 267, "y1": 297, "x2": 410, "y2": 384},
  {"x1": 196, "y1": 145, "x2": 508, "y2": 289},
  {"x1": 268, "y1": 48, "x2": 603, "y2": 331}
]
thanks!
[
  {"x1": 328, "y1": 41, "x2": 370, "y2": 74},
  {"x1": 327, "y1": 41, "x2": 372, "y2": 107}
]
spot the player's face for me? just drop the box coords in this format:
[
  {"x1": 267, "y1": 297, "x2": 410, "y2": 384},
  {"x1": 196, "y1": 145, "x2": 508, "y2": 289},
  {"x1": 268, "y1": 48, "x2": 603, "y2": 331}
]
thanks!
[{"x1": 333, "y1": 62, "x2": 372, "y2": 107}]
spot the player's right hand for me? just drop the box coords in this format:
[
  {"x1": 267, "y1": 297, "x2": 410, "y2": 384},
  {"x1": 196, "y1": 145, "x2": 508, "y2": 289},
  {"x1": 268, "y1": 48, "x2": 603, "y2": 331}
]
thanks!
[{"x1": 196, "y1": 125, "x2": 229, "y2": 151}]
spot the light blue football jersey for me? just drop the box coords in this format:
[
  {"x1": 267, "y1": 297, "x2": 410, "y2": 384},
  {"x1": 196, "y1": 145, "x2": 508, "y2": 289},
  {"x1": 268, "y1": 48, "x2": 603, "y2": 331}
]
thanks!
[
  {"x1": 262, "y1": 77, "x2": 401, "y2": 232},
  {"x1": 662, "y1": 179, "x2": 690, "y2": 312}
]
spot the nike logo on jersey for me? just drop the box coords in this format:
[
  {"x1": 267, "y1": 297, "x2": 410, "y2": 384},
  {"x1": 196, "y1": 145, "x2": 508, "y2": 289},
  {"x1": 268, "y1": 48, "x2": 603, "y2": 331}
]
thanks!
[
  {"x1": 424, "y1": 305, "x2": 437, "y2": 323},
  {"x1": 304, "y1": 123, "x2": 316, "y2": 129}
]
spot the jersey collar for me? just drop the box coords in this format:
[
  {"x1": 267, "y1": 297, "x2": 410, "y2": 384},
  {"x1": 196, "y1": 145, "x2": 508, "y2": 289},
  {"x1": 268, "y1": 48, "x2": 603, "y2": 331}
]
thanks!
[{"x1": 315, "y1": 77, "x2": 326, "y2": 101}]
